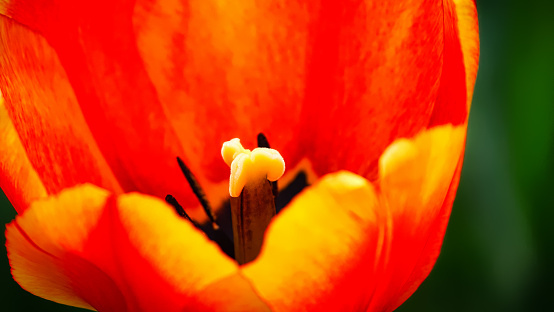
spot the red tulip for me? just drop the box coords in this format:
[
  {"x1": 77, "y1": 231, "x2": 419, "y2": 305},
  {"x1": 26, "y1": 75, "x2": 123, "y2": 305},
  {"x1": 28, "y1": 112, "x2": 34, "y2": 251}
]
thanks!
[{"x1": 0, "y1": 0, "x2": 479, "y2": 311}]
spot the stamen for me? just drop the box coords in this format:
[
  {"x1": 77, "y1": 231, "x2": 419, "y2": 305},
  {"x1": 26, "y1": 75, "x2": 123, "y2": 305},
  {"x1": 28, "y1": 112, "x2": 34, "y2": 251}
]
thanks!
[
  {"x1": 176, "y1": 156, "x2": 217, "y2": 228},
  {"x1": 222, "y1": 138, "x2": 285, "y2": 264},
  {"x1": 165, "y1": 194, "x2": 198, "y2": 226},
  {"x1": 169, "y1": 158, "x2": 235, "y2": 258}
]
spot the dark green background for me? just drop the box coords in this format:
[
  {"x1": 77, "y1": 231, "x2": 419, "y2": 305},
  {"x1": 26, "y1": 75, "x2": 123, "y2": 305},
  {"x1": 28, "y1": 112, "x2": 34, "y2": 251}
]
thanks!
[{"x1": 1, "y1": 0, "x2": 553, "y2": 310}]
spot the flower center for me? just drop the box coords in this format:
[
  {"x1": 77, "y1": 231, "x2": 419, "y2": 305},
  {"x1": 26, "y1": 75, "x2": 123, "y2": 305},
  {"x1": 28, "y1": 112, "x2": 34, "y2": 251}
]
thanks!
[
  {"x1": 221, "y1": 136, "x2": 285, "y2": 264},
  {"x1": 165, "y1": 133, "x2": 295, "y2": 265}
]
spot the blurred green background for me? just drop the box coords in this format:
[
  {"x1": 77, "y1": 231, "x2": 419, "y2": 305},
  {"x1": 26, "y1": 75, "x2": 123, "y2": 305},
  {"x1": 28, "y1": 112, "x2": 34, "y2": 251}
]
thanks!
[{"x1": 1, "y1": 0, "x2": 553, "y2": 310}]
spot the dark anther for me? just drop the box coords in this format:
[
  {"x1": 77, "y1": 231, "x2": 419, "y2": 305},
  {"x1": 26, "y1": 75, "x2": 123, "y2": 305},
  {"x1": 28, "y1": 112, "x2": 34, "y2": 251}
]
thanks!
[
  {"x1": 176, "y1": 156, "x2": 217, "y2": 226},
  {"x1": 257, "y1": 132, "x2": 271, "y2": 148},
  {"x1": 257, "y1": 132, "x2": 278, "y2": 198},
  {"x1": 165, "y1": 194, "x2": 197, "y2": 226}
]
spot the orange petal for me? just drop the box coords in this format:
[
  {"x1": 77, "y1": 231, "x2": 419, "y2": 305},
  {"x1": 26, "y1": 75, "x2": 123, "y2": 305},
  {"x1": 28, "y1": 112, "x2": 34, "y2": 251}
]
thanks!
[
  {"x1": 114, "y1": 192, "x2": 238, "y2": 311},
  {"x1": 0, "y1": 94, "x2": 47, "y2": 213},
  {"x1": 369, "y1": 125, "x2": 466, "y2": 311},
  {"x1": 242, "y1": 171, "x2": 385, "y2": 311},
  {"x1": 390, "y1": 145, "x2": 465, "y2": 310},
  {"x1": 6, "y1": 185, "x2": 112, "y2": 310},
  {"x1": 6, "y1": 184, "x2": 238, "y2": 311},
  {"x1": 0, "y1": 15, "x2": 122, "y2": 212},
  {"x1": 184, "y1": 274, "x2": 271, "y2": 312}
]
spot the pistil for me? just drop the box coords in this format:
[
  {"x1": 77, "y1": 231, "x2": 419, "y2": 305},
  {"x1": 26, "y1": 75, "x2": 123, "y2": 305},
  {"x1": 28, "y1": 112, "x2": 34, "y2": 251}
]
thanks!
[{"x1": 221, "y1": 138, "x2": 285, "y2": 264}]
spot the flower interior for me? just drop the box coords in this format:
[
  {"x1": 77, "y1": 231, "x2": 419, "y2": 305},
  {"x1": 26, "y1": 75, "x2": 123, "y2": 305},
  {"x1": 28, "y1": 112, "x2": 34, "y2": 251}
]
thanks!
[{"x1": 166, "y1": 133, "x2": 302, "y2": 265}]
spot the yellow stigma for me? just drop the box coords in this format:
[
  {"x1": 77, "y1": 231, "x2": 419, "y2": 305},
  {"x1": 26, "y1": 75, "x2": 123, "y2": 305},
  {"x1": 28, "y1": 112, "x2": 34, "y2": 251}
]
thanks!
[{"x1": 221, "y1": 138, "x2": 285, "y2": 197}]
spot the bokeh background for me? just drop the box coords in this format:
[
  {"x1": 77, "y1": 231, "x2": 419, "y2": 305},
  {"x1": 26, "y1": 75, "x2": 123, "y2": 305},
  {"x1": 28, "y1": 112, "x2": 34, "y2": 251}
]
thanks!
[{"x1": 1, "y1": 0, "x2": 553, "y2": 311}]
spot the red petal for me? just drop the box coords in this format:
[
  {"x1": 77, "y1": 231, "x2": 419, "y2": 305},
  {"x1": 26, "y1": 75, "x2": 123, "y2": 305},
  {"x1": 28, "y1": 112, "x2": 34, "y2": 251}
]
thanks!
[
  {"x1": 298, "y1": 1, "x2": 445, "y2": 181},
  {"x1": 0, "y1": 16, "x2": 123, "y2": 212},
  {"x1": 132, "y1": 0, "x2": 309, "y2": 182},
  {"x1": 134, "y1": 0, "x2": 450, "y2": 183},
  {"x1": 427, "y1": 0, "x2": 478, "y2": 127},
  {"x1": 1, "y1": 1, "x2": 478, "y2": 309},
  {"x1": 1, "y1": 1, "x2": 464, "y2": 213},
  {"x1": 1, "y1": 2, "x2": 211, "y2": 217}
]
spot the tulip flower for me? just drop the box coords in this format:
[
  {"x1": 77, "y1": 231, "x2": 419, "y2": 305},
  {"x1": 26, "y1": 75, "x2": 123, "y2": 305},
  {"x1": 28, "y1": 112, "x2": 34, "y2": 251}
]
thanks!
[{"x1": 0, "y1": 0, "x2": 479, "y2": 311}]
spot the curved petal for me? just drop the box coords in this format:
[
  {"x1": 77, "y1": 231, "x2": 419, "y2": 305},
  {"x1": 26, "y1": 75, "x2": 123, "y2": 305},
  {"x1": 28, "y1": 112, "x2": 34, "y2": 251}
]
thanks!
[
  {"x1": 241, "y1": 171, "x2": 385, "y2": 311},
  {"x1": 6, "y1": 184, "x2": 238, "y2": 311},
  {"x1": 369, "y1": 125, "x2": 466, "y2": 311},
  {"x1": 241, "y1": 126, "x2": 466, "y2": 311},
  {"x1": 132, "y1": 0, "x2": 308, "y2": 189},
  {"x1": 184, "y1": 274, "x2": 271, "y2": 312},
  {"x1": 384, "y1": 0, "x2": 479, "y2": 304},
  {"x1": 0, "y1": 2, "x2": 212, "y2": 218},
  {"x1": 0, "y1": 15, "x2": 123, "y2": 212},
  {"x1": 0, "y1": 94, "x2": 47, "y2": 213},
  {"x1": 0, "y1": 0, "x2": 476, "y2": 218},
  {"x1": 385, "y1": 1, "x2": 478, "y2": 304},
  {"x1": 299, "y1": 0, "x2": 445, "y2": 181},
  {"x1": 115, "y1": 192, "x2": 238, "y2": 310},
  {"x1": 133, "y1": 0, "x2": 448, "y2": 184},
  {"x1": 390, "y1": 146, "x2": 465, "y2": 310},
  {"x1": 6, "y1": 185, "x2": 113, "y2": 310},
  {"x1": 427, "y1": 0, "x2": 475, "y2": 127}
]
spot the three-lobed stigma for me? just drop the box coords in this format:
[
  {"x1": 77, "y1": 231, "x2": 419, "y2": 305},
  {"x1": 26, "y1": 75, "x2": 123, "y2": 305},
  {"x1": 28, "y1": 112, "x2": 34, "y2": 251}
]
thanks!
[
  {"x1": 165, "y1": 135, "x2": 286, "y2": 263},
  {"x1": 221, "y1": 138, "x2": 285, "y2": 197}
]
